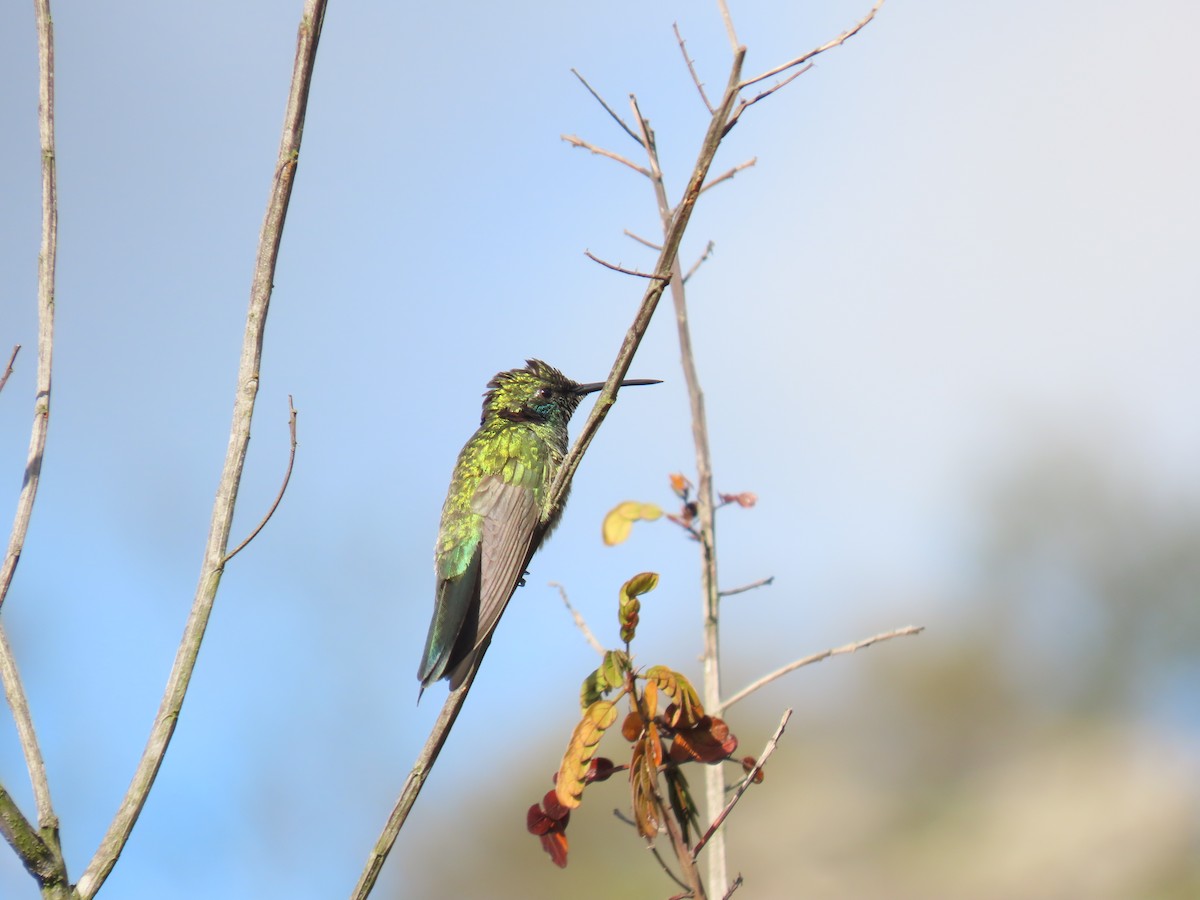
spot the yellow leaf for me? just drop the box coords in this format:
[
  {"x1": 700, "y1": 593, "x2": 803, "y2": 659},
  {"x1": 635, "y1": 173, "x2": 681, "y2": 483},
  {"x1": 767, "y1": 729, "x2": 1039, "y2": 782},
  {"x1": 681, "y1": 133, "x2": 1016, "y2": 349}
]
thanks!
[
  {"x1": 602, "y1": 502, "x2": 662, "y2": 545},
  {"x1": 556, "y1": 700, "x2": 619, "y2": 809},
  {"x1": 601, "y1": 509, "x2": 634, "y2": 546}
]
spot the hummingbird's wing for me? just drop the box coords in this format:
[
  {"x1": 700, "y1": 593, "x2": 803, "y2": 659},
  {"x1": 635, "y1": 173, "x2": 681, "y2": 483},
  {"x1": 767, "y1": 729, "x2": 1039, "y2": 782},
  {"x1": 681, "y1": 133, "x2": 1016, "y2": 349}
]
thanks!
[
  {"x1": 417, "y1": 542, "x2": 482, "y2": 688},
  {"x1": 442, "y1": 474, "x2": 540, "y2": 689}
]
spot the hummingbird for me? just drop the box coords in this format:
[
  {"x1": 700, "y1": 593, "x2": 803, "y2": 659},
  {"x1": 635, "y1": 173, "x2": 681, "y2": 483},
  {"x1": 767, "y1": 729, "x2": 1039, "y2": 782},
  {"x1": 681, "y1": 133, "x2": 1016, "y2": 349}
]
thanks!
[{"x1": 418, "y1": 359, "x2": 660, "y2": 692}]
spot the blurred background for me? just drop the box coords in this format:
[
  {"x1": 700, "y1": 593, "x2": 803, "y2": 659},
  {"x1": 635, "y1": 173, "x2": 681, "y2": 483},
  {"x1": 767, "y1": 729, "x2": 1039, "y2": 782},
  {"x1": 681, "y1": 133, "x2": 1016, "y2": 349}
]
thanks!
[{"x1": 1, "y1": 1, "x2": 1198, "y2": 897}]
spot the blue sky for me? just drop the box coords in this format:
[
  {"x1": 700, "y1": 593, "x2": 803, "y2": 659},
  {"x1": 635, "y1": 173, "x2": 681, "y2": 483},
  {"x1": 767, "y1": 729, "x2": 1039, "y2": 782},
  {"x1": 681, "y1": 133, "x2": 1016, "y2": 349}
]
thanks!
[{"x1": 1, "y1": 1, "x2": 1198, "y2": 897}]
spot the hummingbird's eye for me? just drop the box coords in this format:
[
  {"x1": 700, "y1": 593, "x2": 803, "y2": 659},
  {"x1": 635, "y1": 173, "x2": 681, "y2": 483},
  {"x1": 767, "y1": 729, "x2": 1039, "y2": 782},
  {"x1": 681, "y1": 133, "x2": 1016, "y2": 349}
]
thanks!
[{"x1": 535, "y1": 387, "x2": 552, "y2": 400}]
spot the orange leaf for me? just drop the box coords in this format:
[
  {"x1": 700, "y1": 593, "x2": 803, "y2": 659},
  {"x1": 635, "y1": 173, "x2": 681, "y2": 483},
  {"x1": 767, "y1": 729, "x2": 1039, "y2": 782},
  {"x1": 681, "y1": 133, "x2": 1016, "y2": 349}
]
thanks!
[
  {"x1": 669, "y1": 473, "x2": 691, "y2": 498},
  {"x1": 629, "y1": 728, "x2": 662, "y2": 840},
  {"x1": 621, "y1": 710, "x2": 644, "y2": 742}
]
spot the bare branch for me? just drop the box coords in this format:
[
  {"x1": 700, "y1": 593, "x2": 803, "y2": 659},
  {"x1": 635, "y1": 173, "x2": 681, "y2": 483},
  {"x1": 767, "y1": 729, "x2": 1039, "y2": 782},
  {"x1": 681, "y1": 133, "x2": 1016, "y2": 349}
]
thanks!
[
  {"x1": 717, "y1": 0, "x2": 740, "y2": 53},
  {"x1": 674, "y1": 22, "x2": 714, "y2": 113},
  {"x1": 570, "y1": 68, "x2": 644, "y2": 147},
  {"x1": 223, "y1": 395, "x2": 299, "y2": 564},
  {"x1": 1, "y1": 0, "x2": 58, "y2": 618},
  {"x1": 719, "y1": 626, "x2": 925, "y2": 713},
  {"x1": 0, "y1": 346, "x2": 19, "y2": 395},
  {"x1": 0, "y1": 625, "x2": 67, "y2": 891},
  {"x1": 649, "y1": 842, "x2": 693, "y2": 894},
  {"x1": 682, "y1": 241, "x2": 716, "y2": 284},
  {"x1": 623, "y1": 230, "x2": 661, "y2": 251},
  {"x1": 725, "y1": 66, "x2": 812, "y2": 133},
  {"x1": 700, "y1": 157, "x2": 756, "y2": 195},
  {"x1": 550, "y1": 582, "x2": 605, "y2": 656},
  {"x1": 722, "y1": 875, "x2": 745, "y2": 899},
  {"x1": 0, "y1": 625, "x2": 57, "y2": 834},
  {"x1": 740, "y1": 0, "x2": 886, "y2": 89},
  {"x1": 0, "y1": 784, "x2": 62, "y2": 890},
  {"x1": 352, "y1": 654, "x2": 482, "y2": 899},
  {"x1": 717, "y1": 575, "x2": 773, "y2": 598},
  {"x1": 75, "y1": 4, "x2": 329, "y2": 896},
  {"x1": 584, "y1": 250, "x2": 669, "y2": 280},
  {"x1": 561, "y1": 134, "x2": 651, "y2": 177},
  {"x1": 692, "y1": 709, "x2": 792, "y2": 860}
]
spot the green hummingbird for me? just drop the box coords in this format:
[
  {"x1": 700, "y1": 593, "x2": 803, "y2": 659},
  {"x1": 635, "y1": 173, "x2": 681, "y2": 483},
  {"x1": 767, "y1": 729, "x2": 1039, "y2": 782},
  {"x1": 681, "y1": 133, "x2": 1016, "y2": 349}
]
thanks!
[{"x1": 418, "y1": 359, "x2": 660, "y2": 692}]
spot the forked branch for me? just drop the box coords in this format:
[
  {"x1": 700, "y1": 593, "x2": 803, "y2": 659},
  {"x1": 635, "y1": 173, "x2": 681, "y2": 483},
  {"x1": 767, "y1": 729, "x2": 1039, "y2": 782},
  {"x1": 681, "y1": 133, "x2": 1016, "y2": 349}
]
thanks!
[{"x1": 73, "y1": 3, "x2": 329, "y2": 896}]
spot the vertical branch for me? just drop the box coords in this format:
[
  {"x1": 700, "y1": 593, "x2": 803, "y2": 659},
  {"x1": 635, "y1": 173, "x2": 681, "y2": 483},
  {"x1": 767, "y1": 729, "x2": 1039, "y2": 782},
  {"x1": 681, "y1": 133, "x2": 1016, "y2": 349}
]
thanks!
[
  {"x1": 73, "y1": 2, "x2": 329, "y2": 896},
  {"x1": 630, "y1": 60, "x2": 730, "y2": 900},
  {"x1": 0, "y1": 0, "x2": 58, "y2": 616}
]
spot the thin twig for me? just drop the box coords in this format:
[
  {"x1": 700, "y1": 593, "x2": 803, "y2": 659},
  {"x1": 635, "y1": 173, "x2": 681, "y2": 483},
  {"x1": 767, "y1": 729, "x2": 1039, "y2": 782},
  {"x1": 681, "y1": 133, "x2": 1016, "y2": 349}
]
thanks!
[
  {"x1": 74, "y1": 4, "x2": 329, "y2": 896},
  {"x1": 584, "y1": 251, "x2": 669, "y2": 279},
  {"x1": 0, "y1": 624, "x2": 56, "y2": 835},
  {"x1": 717, "y1": 576, "x2": 773, "y2": 598},
  {"x1": 0, "y1": 346, "x2": 19, "y2": 395},
  {"x1": 682, "y1": 241, "x2": 716, "y2": 284},
  {"x1": 649, "y1": 843, "x2": 693, "y2": 893},
  {"x1": 740, "y1": 0, "x2": 885, "y2": 89},
  {"x1": 561, "y1": 134, "x2": 651, "y2": 177},
  {"x1": 570, "y1": 69, "x2": 644, "y2": 147},
  {"x1": 692, "y1": 709, "x2": 792, "y2": 860},
  {"x1": 700, "y1": 158, "x2": 756, "y2": 194},
  {"x1": 674, "y1": 22, "x2": 714, "y2": 113},
  {"x1": 0, "y1": 624, "x2": 67, "y2": 890},
  {"x1": 550, "y1": 582, "x2": 606, "y2": 656},
  {"x1": 0, "y1": 0, "x2": 58, "y2": 619},
  {"x1": 223, "y1": 395, "x2": 299, "y2": 564},
  {"x1": 717, "y1": 0, "x2": 740, "y2": 52},
  {"x1": 624, "y1": 229, "x2": 661, "y2": 251},
  {"x1": 725, "y1": 66, "x2": 812, "y2": 133},
  {"x1": 722, "y1": 874, "x2": 744, "y2": 899},
  {"x1": 718, "y1": 626, "x2": 924, "y2": 713}
]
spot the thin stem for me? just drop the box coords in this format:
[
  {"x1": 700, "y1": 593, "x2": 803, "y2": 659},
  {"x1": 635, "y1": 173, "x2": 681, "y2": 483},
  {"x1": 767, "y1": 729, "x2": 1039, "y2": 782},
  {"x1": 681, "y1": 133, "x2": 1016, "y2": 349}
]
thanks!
[
  {"x1": 560, "y1": 134, "x2": 651, "y2": 177},
  {"x1": 739, "y1": 0, "x2": 885, "y2": 89},
  {"x1": 0, "y1": 345, "x2": 19, "y2": 395},
  {"x1": 718, "y1": 625, "x2": 925, "y2": 714},
  {"x1": 717, "y1": 576, "x2": 773, "y2": 598},
  {"x1": 674, "y1": 22, "x2": 714, "y2": 113},
  {"x1": 0, "y1": 0, "x2": 58, "y2": 618},
  {"x1": 550, "y1": 582, "x2": 606, "y2": 656},
  {"x1": 222, "y1": 395, "x2": 299, "y2": 564},
  {"x1": 570, "y1": 69, "x2": 644, "y2": 147},
  {"x1": 0, "y1": 624, "x2": 68, "y2": 891},
  {"x1": 584, "y1": 251, "x2": 669, "y2": 279},
  {"x1": 74, "y1": 4, "x2": 328, "y2": 896},
  {"x1": 0, "y1": 624, "x2": 57, "y2": 833},
  {"x1": 691, "y1": 709, "x2": 792, "y2": 860}
]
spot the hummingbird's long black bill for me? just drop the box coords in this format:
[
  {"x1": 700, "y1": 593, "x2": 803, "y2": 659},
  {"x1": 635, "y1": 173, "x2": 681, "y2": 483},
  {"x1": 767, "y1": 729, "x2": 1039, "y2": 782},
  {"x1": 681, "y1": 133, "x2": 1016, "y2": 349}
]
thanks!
[{"x1": 574, "y1": 378, "x2": 662, "y2": 395}]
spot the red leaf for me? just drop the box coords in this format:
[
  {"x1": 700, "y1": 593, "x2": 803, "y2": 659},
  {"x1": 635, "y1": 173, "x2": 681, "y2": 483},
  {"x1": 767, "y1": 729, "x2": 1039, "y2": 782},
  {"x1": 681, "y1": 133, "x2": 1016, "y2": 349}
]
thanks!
[
  {"x1": 540, "y1": 830, "x2": 569, "y2": 868},
  {"x1": 667, "y1": 716, "x2": 738, "y2": 763},
  {"x1": 585, "y1": 757, "x2": 616, "y2": 784}
]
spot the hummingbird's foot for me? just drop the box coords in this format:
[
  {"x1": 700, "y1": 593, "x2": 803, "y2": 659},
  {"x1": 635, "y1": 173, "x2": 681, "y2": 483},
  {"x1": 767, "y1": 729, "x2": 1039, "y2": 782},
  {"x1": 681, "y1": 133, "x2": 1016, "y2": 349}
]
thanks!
[{"x1": 518, "y1": 570, "x2": 529, "y2": 588}]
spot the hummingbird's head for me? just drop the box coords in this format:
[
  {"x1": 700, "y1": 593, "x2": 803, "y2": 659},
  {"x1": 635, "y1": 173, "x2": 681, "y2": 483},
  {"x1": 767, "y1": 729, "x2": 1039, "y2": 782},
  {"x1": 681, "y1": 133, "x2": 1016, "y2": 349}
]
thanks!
[
  {"x1": 482, "y1": 359, "x2": 585, "y2": 427},
  {"x1": 480, "y1": 359, "x2": 661, "y2": 427}
]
